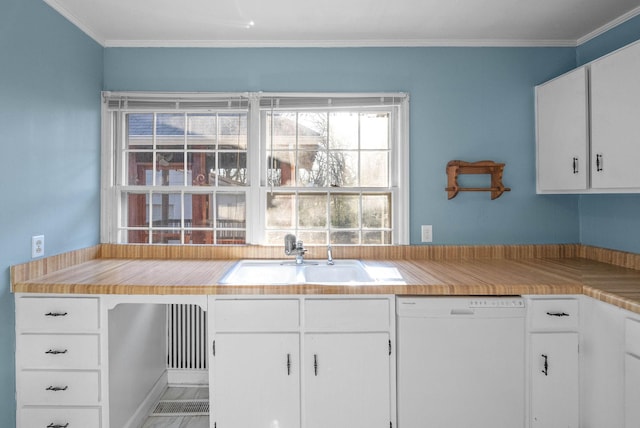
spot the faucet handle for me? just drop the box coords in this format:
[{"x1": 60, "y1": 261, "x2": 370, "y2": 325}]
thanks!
[{"x1": 284, "y1": 234, "x2": 297, "y2": 255}]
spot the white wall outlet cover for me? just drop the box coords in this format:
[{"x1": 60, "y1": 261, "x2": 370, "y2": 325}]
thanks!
[
  {"x1": 421, "y1": 225, "x2": 433, "y2": 243},
  {"x1": 32, "y1": 235, "x2": 44, "y2": 258}
]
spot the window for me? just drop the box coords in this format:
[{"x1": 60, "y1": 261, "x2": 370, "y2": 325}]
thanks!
[{"x1": 102, "y1": 92, "x2": 409, "y2": 246}]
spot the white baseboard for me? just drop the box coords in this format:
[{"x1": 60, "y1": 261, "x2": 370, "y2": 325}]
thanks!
[
  {"x1": 123, "y1": 371, "x2": 168, "y2": 428},
  {"x1": 167, "y1": 368, "x2": 208, "y2": 386}
]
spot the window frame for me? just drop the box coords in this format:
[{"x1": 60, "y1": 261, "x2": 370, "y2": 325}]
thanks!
[{"x1": 101, "y1": 91, "x2": 410, "y2": 245}]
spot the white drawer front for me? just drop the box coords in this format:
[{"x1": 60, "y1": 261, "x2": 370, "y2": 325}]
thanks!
[
  {"x1": 214, "y1": 299, "x2": 300, "y2": 331},
  {"x1": 19, "y1": 371, "x2": 100, "y2": 405},
  {"x1": 17, "y1": 297, "x2": 99, "y2": 332},
  {"x1": 20, "y1": 407, "x2": 100, "y2": 428},
  {"x1": 19, "y1": 334, "x2": 100, "y2": 369},
  {"x1": 626, "y1": 317, "x2": 640, "y2": 356},
  {"x1": 530, "y1": 298, "x2": 579, "y2": 331},
  {"x1": 305, "y1": 298, "x2": 390, "y2": 331}
]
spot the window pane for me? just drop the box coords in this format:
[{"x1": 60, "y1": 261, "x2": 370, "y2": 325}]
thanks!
[
  {"x1": 150, "y1": 192, "x2": 182, "y2": 244},
  {"x1": 188, "y1": 230, "x2": 214, "y2": 245},
  {"x1": 266, "y1": 193, "x2": 294, "y2": 228},
  {"x1": 298, "y1": 231, "x2": 327, "y2": 245},
  {"x1": 218, "y1": 152, "x2": 247, "y2": 186},
  {"x1": 298, "y1": 112, "x2": 327, "y2": 151},
  {"x1": 156, "y1": 114, "x2": 185, "y2": 150},
  {"x1": 126, "y1": 113, "x2": 153, "y2": 148},
  {"x1": 188, "y1": 152, "x2": 216, "y2": 186},
  {"x1": 330, "y1": 230, "x2": 359, "y2": 245},
  {"x1": 362, "y1": 194, "x2": 391, "y2": 228},
  {"x1": 298, "y1": 193, "x2": 327, "y2": 228},
  {"x1": 128, "y1": 152, "x2": 153, "y2": 185},
  {"x1": 185, "y1": 193, "x2": 213, "y2": 228},
  {"x1": 330, "y1": 194, "x2": 360, "y2": 228},
  {"x1": 126, "y1": 192, "x2": 149, "y2": 227},
  {"x1": 268, "y1": 151, "x2": 297, "y2": 187},
  {"x1": 328, "y1": 151, "x2": 358, "y2": 187},
  {"x1": 329, "y1": 112, "x2": 359, "y2": 150},
  {"x1": 187, "y1": 114, "x2": 216, "y2": 149},
  {"x1": 361, "y1": 151, "x2": 389, "y2": 187},
  {"x1": 363, "y1": 231, "x2": 391, "y2": 245},
  {"x1": 266, "y1": 112, "x2": 296, "y2": 151},
  {"x1": 156, "y1": 153, "x2": 185, "y2": 186},
  {"x1": 219, "y1": 113, "x2": 247, "y2": 150},
  {"x1": 361, "y1": 113, "x2": 389, "y2": 150},
  {"x1": 217, "y1": 193, "x2": 246, "y2": 244}
]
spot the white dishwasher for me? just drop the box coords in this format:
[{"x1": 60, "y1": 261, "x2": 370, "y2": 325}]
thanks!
[{"x1": 397, "y1": 297, "x2": 526, "y2": 428}]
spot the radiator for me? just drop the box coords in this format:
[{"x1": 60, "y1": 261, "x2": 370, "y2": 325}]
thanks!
[{"x1": 167, "y1": 304, "x2": 208, "y2": 370}]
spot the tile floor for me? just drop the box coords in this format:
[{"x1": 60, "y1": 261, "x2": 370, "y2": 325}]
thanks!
[{"x1": 141, "y1": 386, "x2": 209, "y2": 428}]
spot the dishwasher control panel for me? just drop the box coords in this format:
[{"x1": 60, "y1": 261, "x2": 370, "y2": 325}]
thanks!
[{"x1": 469, "y1": 298, "x2": 525, "y2": 308}]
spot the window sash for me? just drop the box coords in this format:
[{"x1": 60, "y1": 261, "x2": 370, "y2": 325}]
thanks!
[{"x1": 101, "y1": 92, "x2": 409, "y2": 245}]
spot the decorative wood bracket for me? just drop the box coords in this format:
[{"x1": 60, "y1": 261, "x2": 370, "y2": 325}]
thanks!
[{"x1": 445, "y1": 160, "x2": 511, "y2": 200}]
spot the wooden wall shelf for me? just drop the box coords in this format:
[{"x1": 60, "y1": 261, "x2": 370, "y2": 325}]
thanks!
[{"x1": 446, "y1": 160, "x2": 511, "y2": 200}]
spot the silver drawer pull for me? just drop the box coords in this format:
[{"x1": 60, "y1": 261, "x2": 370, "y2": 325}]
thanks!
[
  {"x1": 45, "y1": 349, "x2": 68, "y2": 355},
  {"x1": 47, "y1": 424, "x2": 69, "y2": 428},
  {"x1": 546, "y1": 311, "x2": 570, "y2": 317},
  {"x1": 45, "y1": 312, "x2": 68, "y2": 317},
  {"x1": 45, "y1": 386, "x2": 68, "y2": 392}
]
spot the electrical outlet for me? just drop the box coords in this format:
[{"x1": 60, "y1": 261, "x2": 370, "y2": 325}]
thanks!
[
  {"x1": 421, "y1": 225, "x2": 433, "y2": 243},
  {"x1": 32, "y1": 235, "x2": 44, "y2": 258}
]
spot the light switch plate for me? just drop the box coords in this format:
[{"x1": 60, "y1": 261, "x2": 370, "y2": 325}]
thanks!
[{"x1": 421, "y1": 225, "x2": 433, "y2": 243}]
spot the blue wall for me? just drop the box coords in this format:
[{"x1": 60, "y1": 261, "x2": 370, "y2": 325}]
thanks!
[
  {"x1": 104, "y1": 46, "x2": 578, "y2": 245},
  {"x1": 576, "y1": 16, "x2": 640, "y2": 253},
  {"x1": 0, "y1": 0, "x2": 103, "y2": 423}
]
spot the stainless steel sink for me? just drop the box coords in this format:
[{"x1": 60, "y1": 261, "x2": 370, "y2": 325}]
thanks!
[{"x1": 218, "y1": 259, "x2": 400, "y2": 285}]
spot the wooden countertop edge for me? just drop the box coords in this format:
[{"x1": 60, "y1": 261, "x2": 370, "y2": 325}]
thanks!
[{"x1": 10, "y1": 243, "x2": 640, "y2": 315}]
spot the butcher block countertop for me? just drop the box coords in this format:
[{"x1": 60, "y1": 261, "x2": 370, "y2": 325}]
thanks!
[{"x1": 10, "y1": 244, "x2": 640, "y2": 314}]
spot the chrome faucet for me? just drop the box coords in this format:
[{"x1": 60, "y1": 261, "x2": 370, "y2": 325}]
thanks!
[
  {"x1": 284, "y1": 234, "x2": 307, "y2": 264},
  {"x1": 327, "y1": 244, "x2": 334, "y2": 265}
]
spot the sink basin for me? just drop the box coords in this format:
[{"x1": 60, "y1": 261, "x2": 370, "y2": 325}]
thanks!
[{"x1": 219, "y1": 259, "x2": 383, "y2": 285}]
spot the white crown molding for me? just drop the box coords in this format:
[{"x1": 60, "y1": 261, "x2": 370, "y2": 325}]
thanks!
[
  {"x1": 43, "y1": 0, "x2": 106, "y2": 46},
  {"x1": 104, "y1": 38, "x2": 577, "y2": 48},
  {"x1": 44, "y1": 0, "x2": 638, "y2": 50},
  {"x1": 577, "y1": 5, "x2": 640, "y2": 46}
]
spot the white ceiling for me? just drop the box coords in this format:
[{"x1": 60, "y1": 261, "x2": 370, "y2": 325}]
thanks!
[{"x1": 45, "y1": 0, "x2": 640, "y2": 47}]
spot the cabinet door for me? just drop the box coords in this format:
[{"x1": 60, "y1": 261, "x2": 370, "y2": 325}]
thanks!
[
  {"x1": 536, "y1": 67, "x2": 589, "y2": 192},
  {"x1": 530, "y1": 333, "x2": 579, "y2": 428},
  {"x1": 212, "y1": 333, "x2": 300, "y2": 428},
  {"x1": 626, "y1": 353, "x2": 640, "y2": 428},
  {"x1": 591, "y1": 41, "x2": 640, "y2": 189},
  {"x1": 304, "y1": 333, "x2": 390, "y2": 428}
]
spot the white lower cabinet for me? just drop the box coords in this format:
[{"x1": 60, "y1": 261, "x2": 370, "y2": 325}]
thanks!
[
  {"x1": 526, "y1": 296, "x2": 580, "y2": 428},
  {"x1": 530, "y1": 333, "x2": 579, "y2": 428},
  {"x1": 625, "y1": 317, "x2": 640, "y2": 428},
  {"x1": 625, "y1": 353, "x2": 640, "y2": 428},
  {"x1": 213, "y1": 333, "x2": 300, "y2": 428},
  {"x1": 15, "y1": 295, "x2": 104, "y2": 428},
  {"x1": 304, "y1": 332, "x2": 390, "y2": 428},
  {"x1": 209, "y1": 296, "x2": 395, "y2": 428}
]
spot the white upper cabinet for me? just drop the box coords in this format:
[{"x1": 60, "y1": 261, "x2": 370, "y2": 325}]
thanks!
[
  {"x1": 536, "y1": 40, "x2": 640, "y2": 193},
  {"x1": 591, "y1": 40, "x2": 640, "y2": 189},
  {"x1": 536, "y1": 67, "x2": 589, "y2": 192}
]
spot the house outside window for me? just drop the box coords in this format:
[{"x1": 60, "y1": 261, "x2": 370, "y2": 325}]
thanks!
[{"x1": 101, "y1": 92, "x2": 409, "y2": 246}]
